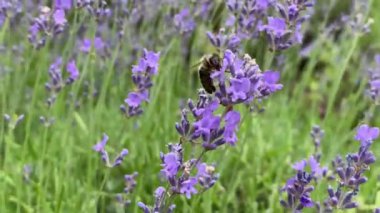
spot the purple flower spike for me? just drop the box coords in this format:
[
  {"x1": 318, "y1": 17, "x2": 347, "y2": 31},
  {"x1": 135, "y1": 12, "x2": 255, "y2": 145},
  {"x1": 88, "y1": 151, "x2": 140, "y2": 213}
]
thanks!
[
  {"x1": 28, "y1": 6, "x2": 67, "y2": 48},
  {"x1": 355, "y1": 124, "x2": 379, "y2": 145},
  {"x1": 121, "y1": 49, "x2": 160, "y2": 117},
  {"x1": 174, "y1": 8, "x2": 196, "y2": 35}
]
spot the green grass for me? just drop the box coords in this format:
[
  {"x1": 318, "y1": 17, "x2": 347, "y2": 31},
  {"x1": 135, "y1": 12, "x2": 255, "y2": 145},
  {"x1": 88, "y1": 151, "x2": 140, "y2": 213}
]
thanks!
[{"x1": 1, "y1": 1, "x2": 380, "y2": 212}]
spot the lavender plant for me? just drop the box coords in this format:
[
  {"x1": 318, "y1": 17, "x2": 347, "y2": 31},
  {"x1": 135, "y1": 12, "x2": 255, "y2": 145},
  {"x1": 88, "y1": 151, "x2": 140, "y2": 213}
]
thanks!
[
  {"x1": 137, "y1": 49, "x2": 282, "y2": 211},
  {"x1": 45, "y1": 57, "x2": 79, "y2": 106},
  {"x1": 120, "y1": 49, "x2": 160, "y2": 117},
  {"x1": 281, "y1": 124, "x2": 379, "y2": 212}
]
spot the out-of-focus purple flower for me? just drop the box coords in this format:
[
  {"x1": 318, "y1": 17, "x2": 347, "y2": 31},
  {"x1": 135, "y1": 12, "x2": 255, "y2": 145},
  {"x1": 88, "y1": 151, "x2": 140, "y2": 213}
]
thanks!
[
  {"x1": 262, "y1": 71, "x2": 283, "y2": 93},
  {"x1": 80, "y1": 39, "x2": 91, "y2": 53},
  {"x1": 0, "y1": 0, "x2": 23, "y2": 28},
  {"x1": 112, "y1": 149, "x2": 129, "y2": 167},
  {"x1": 310, "y1": 125, "x2": 324, "y2": 149},
  {"x1": 196, "y1": 163, "x2": 219, "y2": 190},
  {"x1": 207, "y1": 28, "x2": 241, "y2": 52},
  {"x1": 174, "y1": 8, "x2": 196, "y2": 35},
  {"x1": 55, "y1": 0, "x2": 72, "y2": 10},
  {"x1": 292, "y1": 159, "x2": 307, "y2": 171},
  {"x1": 45, "y1": 57, "x2": 79, "y2": 106},
  {"x1": 93, "y1": 134, "x2": 129, "y2": 168},
  {"x1": 354, "y1": 124, "x2": 379, "y2": 145},
  {"x1": 121, "y1": 49, "x2": 160, "y2": 117},
  {"x1": 66, "y1": 60, "x2": 79, "y2": 84},
  {"x1": 79, "y1": 37, "x2": 107, "y2": 56},
  {"x1": 124, "y1": 172, "x2": 138, "y2": 193},
  {"x1": 367, "y1": 54, "x2": 380, "y2": 103},
  {"x1": 180, "y1": 177, "x2": 198, "y2": 199},
  {"x1": 28, "y1": 6, "x2": 67, "y2": 48},
  {"x1": 93, "y1": 133, "x2": 109, "y2": 152}
]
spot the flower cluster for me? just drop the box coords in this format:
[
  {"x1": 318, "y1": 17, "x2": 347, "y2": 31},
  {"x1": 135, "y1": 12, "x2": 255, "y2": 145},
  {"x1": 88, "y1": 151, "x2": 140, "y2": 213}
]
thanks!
[
  {"x1": 28, "y1": 6, "x2": 67, "y2": 48},
  {"x1": 225, "y1": 0, "x2": 272, "y2": 39},
  {"x1": 120, "y1": 49, "x2": 160, "y2": 117},
  {"x1": 0, "y1": 0, "x2": 23, "y2": 28},
  {"x1": 260, "y1": 0, "x2": 314, "y2": 50},
  {"x1": 138, "y1": 142, "x2": 218, "y2": 212},
  {"x1": 280, "y1": 171, "x2": 315, "y2": 210},
  {"x1": 93, "y1": 133, "x2": 129, "y2": 168},
  {"x1": 45, "y1": 57, "x2": 79, "y2": 106},
  {"x1": 212, "y1": 50, "x2": 283, "y2": 108},
  {"x1": 174, "y1": 8, "x2": 196, "y2": 35},
  {"x1": 281, "y1": 124, "x2": 379, "y2": 212},
  {"x1": 322, "y1": 124, "x2": 378, "y2": 210},
  {"x1": 222, "y1": 0, "x2": 314, "y2": 51},
  {"x1": 206, "y1": 28, "x2": 241, "y2": 52},
  {"x1": 281, "y1": 127, "x2": 327, "y2": 211}
]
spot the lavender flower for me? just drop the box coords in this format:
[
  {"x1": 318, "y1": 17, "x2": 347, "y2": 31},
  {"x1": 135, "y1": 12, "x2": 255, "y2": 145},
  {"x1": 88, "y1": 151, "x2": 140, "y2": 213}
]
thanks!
[
  {"x1": 180, "y1": 177, "x2": 198, "y2": 199},
  {"x1": 354, "y1": 124, "x2": 379, "y2": 146},
  {"x1": 138, "y1": 186, "x2": 176, "y2": 213},
  {"x1": 259, "y1": 0, "x2": 314, "y2": 50},
  {"x1": 226, "y1": 0, "x2": 272, "y2": 39},
  {"x1": 120, "y1": 49, "x2": 160, "y2": 117},
  {"x1": 212, "y1": 50, "x2": 282, "y2": 107},
  {"x1": 79, "y1": 37, "x2": 107, "y2": 56},
  {"x1": 174, "y1": 8, "x2": 196, "y2": 35},
  {"x1": 93, "y1": 133, "x2": 129, "y2": 168},
  {"x1": 280, "y1": 171, "x2": 315, "y2": 210},
  {"x1": 207, "y1": 28, "x2": 241, "y2": 52},
  {"x1": 282, "y1": 124, "x2": 379, "y2": 212},
  {"x1": 196, "y1": 163, "x2": 219, "y2": 190},
  {"x1": 116, "y1": 172, "x2": 139, "y2": 207},
  {"x1": 45, "y1": 57, "x2": 79, "y2": 106},
  {"x1": 141, "y1": 49, "x2": 280, "y2": 211},
  {"x1": 28, "y1": 6, "x2": 67, "y2": 48}
]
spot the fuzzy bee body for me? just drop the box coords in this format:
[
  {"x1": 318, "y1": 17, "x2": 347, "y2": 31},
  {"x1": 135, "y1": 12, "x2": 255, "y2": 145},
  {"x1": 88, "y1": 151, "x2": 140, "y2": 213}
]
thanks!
[{"x1": 198, "y1": 53, "x2": 222, "y2": 94}]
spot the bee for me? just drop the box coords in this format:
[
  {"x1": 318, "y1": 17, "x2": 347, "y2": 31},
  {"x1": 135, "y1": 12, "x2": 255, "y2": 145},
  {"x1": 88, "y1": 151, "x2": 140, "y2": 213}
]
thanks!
[{"x1": 198, "y1": 53, "x2": 222, "y2": 94}]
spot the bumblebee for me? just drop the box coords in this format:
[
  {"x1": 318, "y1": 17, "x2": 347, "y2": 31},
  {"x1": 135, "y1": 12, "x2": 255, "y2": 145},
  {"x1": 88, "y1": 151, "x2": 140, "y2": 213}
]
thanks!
[{"x1": 198, "y1": 53, "x2": 222, "y2": 94}]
